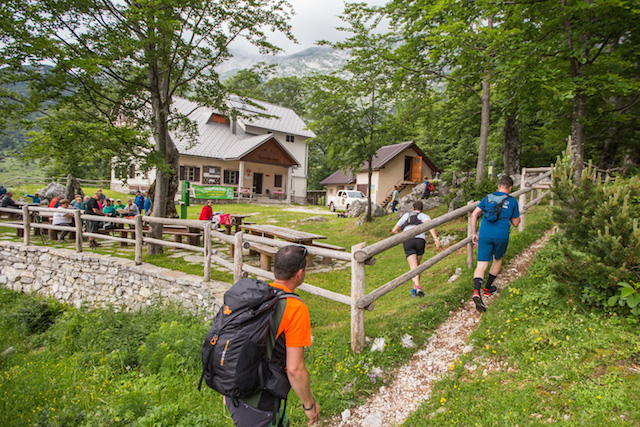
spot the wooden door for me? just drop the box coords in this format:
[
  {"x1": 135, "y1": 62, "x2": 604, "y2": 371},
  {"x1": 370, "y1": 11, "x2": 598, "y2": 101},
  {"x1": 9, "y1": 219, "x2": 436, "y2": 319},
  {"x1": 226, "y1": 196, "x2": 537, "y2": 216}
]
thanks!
[
  {"x1": 253, "y1": 173, "x2": 263, "y2": 194},
  {"x1": 411, "y1": 157, "x2": 422, "y2": 182}
]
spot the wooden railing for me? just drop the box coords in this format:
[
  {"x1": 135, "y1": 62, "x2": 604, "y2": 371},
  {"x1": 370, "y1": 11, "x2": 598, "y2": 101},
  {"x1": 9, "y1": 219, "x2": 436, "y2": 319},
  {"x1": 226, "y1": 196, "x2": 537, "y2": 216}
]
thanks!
[{"x1": 0, "y1": 206, "x2": 350, "y2": 302}]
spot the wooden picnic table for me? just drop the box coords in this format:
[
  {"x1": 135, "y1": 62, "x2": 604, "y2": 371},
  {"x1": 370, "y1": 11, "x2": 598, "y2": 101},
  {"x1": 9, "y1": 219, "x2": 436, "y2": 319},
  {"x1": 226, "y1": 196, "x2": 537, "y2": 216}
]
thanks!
[{"x1": 240, "y1": 224, "x2": 327, "y2": 266}]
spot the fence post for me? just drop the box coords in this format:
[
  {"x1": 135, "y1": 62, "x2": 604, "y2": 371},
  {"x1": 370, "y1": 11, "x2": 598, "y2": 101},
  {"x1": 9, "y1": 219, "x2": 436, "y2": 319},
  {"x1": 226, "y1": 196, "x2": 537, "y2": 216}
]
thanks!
[
  {"x1": 203, "y1": 222, "x2": 212, "y2": 281},
  {"x1": 466, "y1": 201, "x2": 474, "y2": 268},
  {"x1": 351, "y1": 242, "x2": 366, "y2": 353},
  {"x1": 22, "y1": 206, "x2": 30, "y2": 246},
  {"x1": 233, "y1": 232, "x2": 244, "y2": 283},
  {"x1": 135, "y1": 214, "x2": 143, "y2": 265},
  {"x1": 519, "y1": 168, "x2": 527, "y2": 232},
  {"x1": 74, "y1": 210, "x2": 83, "y2": 252}
]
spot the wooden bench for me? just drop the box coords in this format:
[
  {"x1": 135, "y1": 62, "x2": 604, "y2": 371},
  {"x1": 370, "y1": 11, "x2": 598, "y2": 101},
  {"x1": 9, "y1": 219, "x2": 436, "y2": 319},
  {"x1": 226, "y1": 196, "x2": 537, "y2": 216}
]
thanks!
[
  {"x1": 312, "y1": 241, "x2": 347, "y2": 264},
  {"x1": 248, "y1": 242, "x2": 279, "y2": 271}
]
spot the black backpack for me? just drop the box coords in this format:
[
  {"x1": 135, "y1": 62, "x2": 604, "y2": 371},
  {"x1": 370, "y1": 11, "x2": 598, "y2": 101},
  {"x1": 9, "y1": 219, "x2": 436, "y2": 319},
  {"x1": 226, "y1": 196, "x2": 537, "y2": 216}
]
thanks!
[
  {"x1": 401, "y1": 212, "x2": 423, "y2": 230},
  {"x1": 481, "y1": 194, "x2": 508, "y2": 222},
  {"x1": 198, "y1": 278, "x2": 299, "y2": 402}
]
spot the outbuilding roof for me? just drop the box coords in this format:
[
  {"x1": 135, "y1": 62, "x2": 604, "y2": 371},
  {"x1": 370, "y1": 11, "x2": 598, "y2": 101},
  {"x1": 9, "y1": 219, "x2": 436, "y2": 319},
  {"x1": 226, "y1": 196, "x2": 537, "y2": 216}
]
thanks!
[
  {"x1": 320, "y1": 141, "x2": 439, "y2": 186},
  {"x1": 319, "y1": 169, "x2": 356, "y2": 186}
]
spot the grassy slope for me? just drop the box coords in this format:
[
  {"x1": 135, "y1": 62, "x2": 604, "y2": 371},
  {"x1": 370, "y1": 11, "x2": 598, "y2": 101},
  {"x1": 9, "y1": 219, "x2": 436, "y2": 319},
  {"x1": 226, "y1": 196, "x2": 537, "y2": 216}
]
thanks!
[
  {"x1": 0, "y1": 202, "x2": 555, "y2": 426},
  {"x1": 404, "y1": 237, "x2": 640, "y2": 426}
]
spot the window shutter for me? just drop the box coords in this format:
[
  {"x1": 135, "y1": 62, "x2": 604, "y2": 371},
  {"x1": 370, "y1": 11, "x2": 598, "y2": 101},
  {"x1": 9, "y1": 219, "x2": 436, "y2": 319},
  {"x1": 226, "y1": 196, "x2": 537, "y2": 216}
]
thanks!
[
  {"x1": 194, "y1": 167, "x2": 200, "y2": 182},
  {"x1": 179, "y1": 166, "x2": 186, "y2": 180}
]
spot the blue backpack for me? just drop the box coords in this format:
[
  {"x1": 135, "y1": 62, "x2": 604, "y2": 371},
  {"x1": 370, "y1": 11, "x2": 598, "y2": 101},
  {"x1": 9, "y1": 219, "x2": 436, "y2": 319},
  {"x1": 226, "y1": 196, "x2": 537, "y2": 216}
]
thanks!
[{"x1": 481, "y1": 194, "x2": 508, "y2": 222}]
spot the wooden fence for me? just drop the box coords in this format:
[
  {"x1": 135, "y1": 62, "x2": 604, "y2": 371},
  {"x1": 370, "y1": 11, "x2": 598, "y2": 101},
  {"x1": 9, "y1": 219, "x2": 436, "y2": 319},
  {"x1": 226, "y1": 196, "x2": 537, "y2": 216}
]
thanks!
[
  {"x1": 0, "y1": 167, "x2": 553, "y2": 352},
  {"x1": 0, "y1": 205, "x2": 351, "y2": 303}
]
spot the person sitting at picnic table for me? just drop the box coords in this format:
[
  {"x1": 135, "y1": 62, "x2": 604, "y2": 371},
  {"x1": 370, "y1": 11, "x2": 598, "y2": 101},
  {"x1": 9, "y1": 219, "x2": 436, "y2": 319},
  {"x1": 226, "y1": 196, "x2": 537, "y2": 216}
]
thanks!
[
  {"x1": 101, "y1": 198, "x2": 118, "y2": 229},
  {"x1": 81, "y1": 195, "x2": 90, "y2": 210},
  {"x1": 114, "y1": 199, "x2": 126, "y2": 214},
  {"x1": 0, "y1": 191, "x2": 19, "y2": 209},
  {"x1": 0, "y1": 186, "x2": 6, "y2": 198},
  {"x1": 53, "y1": 199, "x2": 74, "y2": 242},
  {"x1": 72, "y1": 194, "x2": 83, "y2": 209},
  {"x1": 199, "y1": 200, "x2": 214, "y2": 220},
  {"x1": 24, "y1": 193, "x2": 41, "y2": 204},
  {"x1": 49, "y1": 194, "x2": 60, "y2": 208},
  {"x1": 103, "y1": 198, "x2": 117, "y2": 216},
  {"x1": 122, "y1": 198, "x2": 140, "y2": 217}
]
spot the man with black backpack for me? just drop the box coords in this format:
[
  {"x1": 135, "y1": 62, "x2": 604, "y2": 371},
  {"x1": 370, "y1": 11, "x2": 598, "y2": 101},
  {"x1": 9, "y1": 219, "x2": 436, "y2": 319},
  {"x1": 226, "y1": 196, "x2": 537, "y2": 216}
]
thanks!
[
  {"x1": 470, "y1": 176, "x2": 521, "y2": 312},
  {"x1": 200, "y1": 245, "x2": 319, "y2": 426},
  {"x1": 392, "y1": 200, "x2": 441, "y2": 298}
]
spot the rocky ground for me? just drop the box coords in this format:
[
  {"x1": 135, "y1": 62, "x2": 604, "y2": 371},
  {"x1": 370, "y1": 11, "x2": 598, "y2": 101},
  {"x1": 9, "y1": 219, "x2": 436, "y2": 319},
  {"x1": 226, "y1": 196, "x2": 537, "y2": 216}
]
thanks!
[{"x1": 328, "y1": 229, "x2": 556, "y2": 427}]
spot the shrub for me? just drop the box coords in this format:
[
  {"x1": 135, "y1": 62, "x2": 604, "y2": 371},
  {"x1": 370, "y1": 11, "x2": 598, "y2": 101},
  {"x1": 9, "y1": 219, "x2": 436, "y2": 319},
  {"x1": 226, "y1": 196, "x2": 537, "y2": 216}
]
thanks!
[
  {"x1": 15, "y1": 296, "x2": 66, "y2": 335},
  {"x1": 550, "y1": 157, "x2": 640, "y2": 315}
]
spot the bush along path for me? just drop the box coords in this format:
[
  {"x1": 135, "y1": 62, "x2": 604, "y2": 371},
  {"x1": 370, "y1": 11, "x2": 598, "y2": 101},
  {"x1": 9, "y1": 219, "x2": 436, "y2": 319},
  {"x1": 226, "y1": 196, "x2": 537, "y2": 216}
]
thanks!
[{"x1": 330, "y1": 228, "x2": 557, "y2": 427}]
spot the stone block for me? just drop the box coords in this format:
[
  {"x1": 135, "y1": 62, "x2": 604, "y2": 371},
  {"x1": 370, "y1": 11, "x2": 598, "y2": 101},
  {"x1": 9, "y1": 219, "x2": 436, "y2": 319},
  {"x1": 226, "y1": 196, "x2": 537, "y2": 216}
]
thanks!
[{"x1": 4, "y1": 267, "x2": 19, "y2": 282}]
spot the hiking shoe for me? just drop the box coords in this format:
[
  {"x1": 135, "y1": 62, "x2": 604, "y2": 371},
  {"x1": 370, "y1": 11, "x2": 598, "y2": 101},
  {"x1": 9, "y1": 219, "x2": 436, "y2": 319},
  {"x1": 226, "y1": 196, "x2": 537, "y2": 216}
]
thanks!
[
  {"x1": 483, "y1": 286, "x2": 498, "y2": 297},
  {"x1": 410, "y1": 288, "x2": 417, "y2": 298},
  {"x1": 472, "y1": 290, "x2": 487, "y2": 313},
  {"x1": 416, "y1": 288, "x2": 425, "y2": 297}
]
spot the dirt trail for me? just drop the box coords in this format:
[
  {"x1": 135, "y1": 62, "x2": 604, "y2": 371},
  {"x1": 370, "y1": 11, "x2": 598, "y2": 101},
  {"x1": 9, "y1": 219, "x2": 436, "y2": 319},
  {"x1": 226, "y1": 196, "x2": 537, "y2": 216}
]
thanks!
[{"x1": 328, "y1": 229, "x2": 556, "y2": 427}]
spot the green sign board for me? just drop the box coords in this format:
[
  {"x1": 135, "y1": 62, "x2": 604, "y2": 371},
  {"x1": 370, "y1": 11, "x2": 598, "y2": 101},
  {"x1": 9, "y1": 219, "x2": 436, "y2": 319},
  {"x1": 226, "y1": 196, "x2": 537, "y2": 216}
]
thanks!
[{"x1": 192, "y1": 184, "x2": 234, "y2": 200}]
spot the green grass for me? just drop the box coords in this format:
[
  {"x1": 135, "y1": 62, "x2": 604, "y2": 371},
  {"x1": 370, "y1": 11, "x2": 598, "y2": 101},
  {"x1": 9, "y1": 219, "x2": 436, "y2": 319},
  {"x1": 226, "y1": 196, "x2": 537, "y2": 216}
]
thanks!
[
  {"x1": 0, "y1": 202, "x2": 555, "y2": 425},
  {"x1": 404, "y1": 237, "x2": 640, "y2": 426}
]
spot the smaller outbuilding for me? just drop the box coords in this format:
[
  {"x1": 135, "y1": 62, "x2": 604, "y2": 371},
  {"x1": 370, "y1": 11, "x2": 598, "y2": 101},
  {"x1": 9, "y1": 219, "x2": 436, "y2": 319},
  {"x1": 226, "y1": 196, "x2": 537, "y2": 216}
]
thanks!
[{"x1": 320, "y1": 141, "x2": 440, "y2": 208}]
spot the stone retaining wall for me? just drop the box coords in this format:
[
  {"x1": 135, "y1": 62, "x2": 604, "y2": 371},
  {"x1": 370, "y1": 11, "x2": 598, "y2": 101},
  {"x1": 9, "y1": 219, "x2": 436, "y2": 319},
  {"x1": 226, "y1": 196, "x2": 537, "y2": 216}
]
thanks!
[{"x1": 0, "y1": 241, "x2": 229, "y2": 316}]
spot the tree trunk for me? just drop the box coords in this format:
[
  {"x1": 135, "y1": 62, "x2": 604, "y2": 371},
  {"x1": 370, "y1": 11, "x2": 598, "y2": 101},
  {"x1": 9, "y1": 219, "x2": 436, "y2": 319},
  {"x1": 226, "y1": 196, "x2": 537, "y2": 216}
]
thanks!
[
  {"x1": 148, "y1": 136, "x2": 180, "y2": 218},
  {"x1": 570, "y1": 89, "x2": 586, "y2": 182},
  {"x1": 147, "y1": 61, "x2": 179, "y2": 254},
  {"x1": 366, "y1": 159, "x2": 373, "y2": 222},
  {"x1": 502, "y1": 113, "x2": 520, "y2": 176},
  {"x1": 476, "y1": 78, "x2": 490, "y2": 183}
]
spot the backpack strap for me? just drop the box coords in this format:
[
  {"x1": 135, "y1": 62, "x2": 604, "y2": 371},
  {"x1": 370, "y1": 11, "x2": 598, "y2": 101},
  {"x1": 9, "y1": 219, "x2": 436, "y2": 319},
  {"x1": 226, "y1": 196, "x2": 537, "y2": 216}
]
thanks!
[{"x1": 266, "y1": 292, "x2": 301, "y2": 358}]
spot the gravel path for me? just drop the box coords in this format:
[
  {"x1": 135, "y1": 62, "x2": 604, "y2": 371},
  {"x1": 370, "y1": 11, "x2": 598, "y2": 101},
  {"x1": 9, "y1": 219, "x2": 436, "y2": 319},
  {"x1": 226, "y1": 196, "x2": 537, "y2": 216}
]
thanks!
[{"x1": 328, "y1": 229, "x2": 556, "y2": 427}]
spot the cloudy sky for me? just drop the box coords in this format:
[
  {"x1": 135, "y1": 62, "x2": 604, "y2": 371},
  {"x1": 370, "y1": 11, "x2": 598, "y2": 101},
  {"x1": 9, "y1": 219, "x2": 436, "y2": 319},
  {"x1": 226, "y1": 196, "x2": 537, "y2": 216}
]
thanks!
[{"x1": 236, "y1": 0, "x2": 388, "y2": 55}]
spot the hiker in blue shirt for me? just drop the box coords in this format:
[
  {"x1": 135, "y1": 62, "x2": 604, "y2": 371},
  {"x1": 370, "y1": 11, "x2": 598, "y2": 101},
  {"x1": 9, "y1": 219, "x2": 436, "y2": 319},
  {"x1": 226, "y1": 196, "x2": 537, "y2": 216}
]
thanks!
[
  {"x1": 134, "y1": 190, "x2": 144, "y2": 212},
  {"x1": 391, "y1": 185, "x2": 400, "y2": 212},
  {"x1": 421, "y1": 176, "x2": 432, "y2": 200},
  {"x1": 143, "y1": 192, "x2": 152, "y2": 215},
  {"x1": 469, "y1": 176, "x2": 520, "y2": 312}
]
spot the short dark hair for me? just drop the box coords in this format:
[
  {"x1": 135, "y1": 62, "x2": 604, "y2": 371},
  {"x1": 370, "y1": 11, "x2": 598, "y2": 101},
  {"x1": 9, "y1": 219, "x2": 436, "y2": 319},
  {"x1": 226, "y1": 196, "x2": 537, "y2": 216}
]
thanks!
[
  {"x1": 499, "y1": 176, "x2": 514, "y2": 188},
  {"x1": 412, "y1": 200, "x2": 423, "y2": 211},
  {"x1": 274, "y1": 245, "x2": 307, "y2": 280}
]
